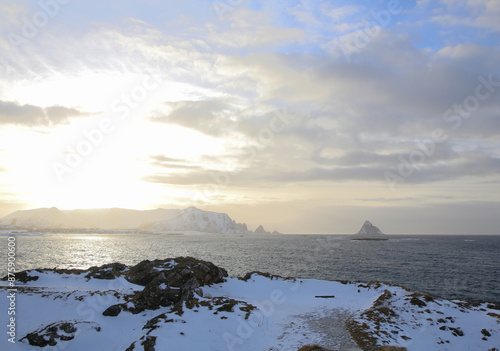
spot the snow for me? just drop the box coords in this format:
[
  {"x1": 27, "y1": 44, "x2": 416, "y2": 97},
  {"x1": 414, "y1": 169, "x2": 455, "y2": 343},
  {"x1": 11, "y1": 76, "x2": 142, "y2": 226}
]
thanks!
[
  {"x1": 143, "y1": 206, "x2": 243, "y2": 234},
  {"x1": 1, "y1": 269, "x2": 498, "y2": 350}
]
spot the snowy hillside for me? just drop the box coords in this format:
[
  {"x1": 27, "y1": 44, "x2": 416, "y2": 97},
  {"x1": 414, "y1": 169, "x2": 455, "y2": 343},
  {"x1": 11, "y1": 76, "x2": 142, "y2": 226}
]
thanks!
[
  {"x1": 0, "y1": 207, "x2": 253, "y2": 234},
  {"x1": 139, "y1": 206, "x2": 243, "y2": 234},
  {"x1": 1, "y1": 258, "x2": 498, "y2": 350},
  {"x1": 0, "y1": 207, "x2": 75, "y2": 229}
]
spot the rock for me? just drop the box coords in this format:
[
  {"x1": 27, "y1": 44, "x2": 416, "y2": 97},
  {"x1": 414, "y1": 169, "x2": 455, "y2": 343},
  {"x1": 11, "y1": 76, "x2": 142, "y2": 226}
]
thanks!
[
  {"x1": 237, "y1": 222, "x2": 248, "y2": 232},
  {"x1": 365, "y1": 346, "x2": 408, "y2": 351},
  {"x1": 60, "y1": 323, "x2": 76, "y2": 334},
  {"x1": 180, "y1": 277, "x2": 201, "y2": 301},
  {"x1": 26, "y1": 332, "x2": 55, "y2": 347},
  {"x1": 254, "y1": 225, "x2": 270, "y2": 234},
  {"x1": 125, "y1": 257, "x2": 227, "y2": 287},
  {"x1": 132, "y1": 273, "x2": 180, "y2": 311},
  {"x1": 121, "y1": 258, "x2": 227, "y2": 313},
  {"x1": 481, "y1": 329, "x2": 492, "y2": 337},
  {"x1": 102, "y1": 304, "x2": 122, "y2": 317},
  {"x1": 22, "y1": 322, "x2": 78, "y2": 347},
  {"x1": 409, "y1": 296, "x2": 427, "y2": 308},
  {"x1": 141, "y1": 335, "x2": 157, "y2": 351},
  {"x1": 297, "y1": 345, "x2": 332, "y2": 351},
  {"x1": 85, "y1": 263, "x2": 127, "y2": 280},
  {"x1": 241, "y1": 271, "x2": 290, "y2": 281},
  {"x1": 166, "y1": 257, "x2": 228, "y2": 286},
  {"x1": 125, "y1": 260, "x2": 160, "y2": 286},
  {"x1": 351, "y1": 220, "x2": 388, "y2": 240},
  {"x1": 357, "y1": 220, "x2": 384, "y2": 235},
  {"x1": 1, "y1": 270, "x2": 39, "y2": 283}
]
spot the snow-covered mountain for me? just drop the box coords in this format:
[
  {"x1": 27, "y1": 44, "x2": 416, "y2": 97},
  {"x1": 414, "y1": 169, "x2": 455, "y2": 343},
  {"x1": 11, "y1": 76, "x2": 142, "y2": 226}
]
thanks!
[
  {"x1": 351, "y1": 220, "x2": 388, "y2": 240},
  {"x1": 0, "y1": 207, "x2": 75, "y2": 229},
  {"x1": 138, "y1": 206, "x2": 243, "y2": 234},
  {"x1": 0, "y1": 207, "x2": 254, "y2": 234}
]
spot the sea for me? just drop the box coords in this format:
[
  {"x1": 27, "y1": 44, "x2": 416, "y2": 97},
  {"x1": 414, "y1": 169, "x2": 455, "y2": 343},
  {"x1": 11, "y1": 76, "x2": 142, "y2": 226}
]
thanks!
[{"x1": 1, "y1": 233, "x2": 499, "y2": 302}]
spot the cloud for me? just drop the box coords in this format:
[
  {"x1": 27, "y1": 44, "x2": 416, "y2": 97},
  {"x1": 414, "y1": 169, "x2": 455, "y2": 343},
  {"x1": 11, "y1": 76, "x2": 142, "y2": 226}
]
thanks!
[
  {"x1": 206, "y1": 8, "x2": 306, "y2": 48},
  {"x1": 1, "y1": 1, "x2": 498, "y2": 225},
  {"x1": 432, "y1": 0, "x2": 500, "y2": 31},
  {"x1": 68, "y1": 17, "x2": 498, "y2": 191},
  {"x1": 300, "y1": 152, "x2": 500, "y2": 184},
  {"x1": 144, "y1": 140, "x2": 500, "y2": 188},
  {"x1": 149, "y1": 155, "x2": 205, "y2": 171},
  {"x1": 0, "y1": 101, "x2": 89, "y2": 126},
  {"x1": 149, "y1": 99, "x2": 238, "y2": 136}
]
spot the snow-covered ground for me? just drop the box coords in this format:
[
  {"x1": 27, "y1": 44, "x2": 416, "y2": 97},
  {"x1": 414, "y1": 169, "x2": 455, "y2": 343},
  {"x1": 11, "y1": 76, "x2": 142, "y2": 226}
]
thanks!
[{"x1": 0, "y1": 260, "x2": 499, "y2": 350}]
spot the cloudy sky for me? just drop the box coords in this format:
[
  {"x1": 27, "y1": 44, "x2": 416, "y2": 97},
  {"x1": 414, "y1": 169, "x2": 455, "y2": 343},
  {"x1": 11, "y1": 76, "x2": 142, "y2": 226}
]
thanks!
[{"x1": 0, "y1": 0, "x2": 499, "y2": 234}]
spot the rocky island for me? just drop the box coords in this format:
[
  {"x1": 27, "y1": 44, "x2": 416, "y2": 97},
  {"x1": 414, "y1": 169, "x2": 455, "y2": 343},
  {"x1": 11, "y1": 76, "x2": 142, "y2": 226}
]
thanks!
[
  {"x1": 1, "y1": 258, "x2": 499, "y2": 350},
  {"x1": 351, "y1": 220, "x2": 389, "y2": 241}
]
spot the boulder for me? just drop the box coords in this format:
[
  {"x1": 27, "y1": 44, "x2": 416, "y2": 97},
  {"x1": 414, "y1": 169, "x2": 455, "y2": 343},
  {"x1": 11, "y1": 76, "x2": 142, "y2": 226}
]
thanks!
[{"x1": 102, "y1": 304, "x2": 122, "y2": 317}]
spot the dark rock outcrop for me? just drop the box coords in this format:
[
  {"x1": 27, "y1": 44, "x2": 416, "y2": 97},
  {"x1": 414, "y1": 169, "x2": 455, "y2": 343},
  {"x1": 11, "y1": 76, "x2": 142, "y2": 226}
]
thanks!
[
  {"x1": 102, "y1": 257, "x2": 227, "y2": 315},
  {"x1": 1, "y1": 270, "x2": 39, "y2": 283},
  {"x1": 125, "y1": 257, "x2": 227, "y2": 287},
  {"x1": 21, "y1": 322, "x2": 79, "y2": 347},
  {"x1": 125, "y1": 260, "x2": 161, "y2": 286},
  {"x1": 132, "y1": 273, "x2": 181, "y2": 311}
]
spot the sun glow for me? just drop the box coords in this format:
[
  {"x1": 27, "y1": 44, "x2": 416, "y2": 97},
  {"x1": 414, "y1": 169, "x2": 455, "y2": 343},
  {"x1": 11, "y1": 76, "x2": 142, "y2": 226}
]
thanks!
[{"x1": 0, "y1": 107, "x2": 227, "y2": 211}]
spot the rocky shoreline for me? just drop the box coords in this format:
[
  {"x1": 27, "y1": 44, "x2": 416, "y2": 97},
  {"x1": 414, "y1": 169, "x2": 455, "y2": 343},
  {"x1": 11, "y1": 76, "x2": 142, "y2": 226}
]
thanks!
[{"x1": 1, "y1": 257, "x2": 499, "y2": 350}]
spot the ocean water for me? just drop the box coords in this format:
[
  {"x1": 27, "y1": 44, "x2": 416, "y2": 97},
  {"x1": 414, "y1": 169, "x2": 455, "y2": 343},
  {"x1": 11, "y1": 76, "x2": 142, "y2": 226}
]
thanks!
[{"x1": 1, "y1": 233, "x2": 499, "y2": 302}]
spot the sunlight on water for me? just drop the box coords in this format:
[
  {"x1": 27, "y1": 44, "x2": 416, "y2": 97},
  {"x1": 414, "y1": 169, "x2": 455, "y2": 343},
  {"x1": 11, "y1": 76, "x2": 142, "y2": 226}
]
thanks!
[{"x1": 0, "y1": 233, "x2": 499, "y2": 302}]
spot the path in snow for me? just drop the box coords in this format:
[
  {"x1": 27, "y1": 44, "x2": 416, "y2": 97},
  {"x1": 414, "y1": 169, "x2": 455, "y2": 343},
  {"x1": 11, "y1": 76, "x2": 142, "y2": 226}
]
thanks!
[
  {"x1": 272, "y1": 308, "x2": 362, "y2": 351},
  {"x1": 300, "y1": 309, "x2": 362, "y2": 351}
]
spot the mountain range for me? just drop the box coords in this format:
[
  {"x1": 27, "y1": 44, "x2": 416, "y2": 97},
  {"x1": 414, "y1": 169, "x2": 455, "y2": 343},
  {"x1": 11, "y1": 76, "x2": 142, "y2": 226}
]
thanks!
[{"x1": 0, "y1": 206, "x2": 280, "y2": 234}]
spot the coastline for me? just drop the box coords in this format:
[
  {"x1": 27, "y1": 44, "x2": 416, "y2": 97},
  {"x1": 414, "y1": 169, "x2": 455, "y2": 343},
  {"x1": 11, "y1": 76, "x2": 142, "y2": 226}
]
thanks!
[{"x1": 1, "y1": 257, "x2": 499, "y2": 350}]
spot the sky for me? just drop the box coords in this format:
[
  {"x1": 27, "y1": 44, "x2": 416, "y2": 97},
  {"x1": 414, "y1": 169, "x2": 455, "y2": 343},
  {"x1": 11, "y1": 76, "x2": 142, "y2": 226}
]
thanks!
[{"x1": 0, "y1": 0, "x2": 499, "y2": 234}]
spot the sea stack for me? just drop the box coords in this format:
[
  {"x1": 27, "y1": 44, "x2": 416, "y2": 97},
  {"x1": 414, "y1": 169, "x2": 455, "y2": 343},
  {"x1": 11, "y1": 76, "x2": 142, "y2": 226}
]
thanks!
[{"x1": 351, "y1": 220, "x2": 388, "y2": 240}]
